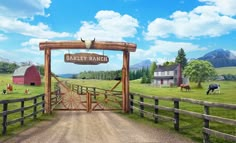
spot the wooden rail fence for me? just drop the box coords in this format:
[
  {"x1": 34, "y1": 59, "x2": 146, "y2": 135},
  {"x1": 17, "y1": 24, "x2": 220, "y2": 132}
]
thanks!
[
  {"x1": 130, "y1": 93, "x2": 236, "y2": 143},
  {"x1": 0, "y1": 89, "x2": 60, "y2": 135},
  {"x1": 63, "y1": 82, "x2": 122, "y2": 111}
]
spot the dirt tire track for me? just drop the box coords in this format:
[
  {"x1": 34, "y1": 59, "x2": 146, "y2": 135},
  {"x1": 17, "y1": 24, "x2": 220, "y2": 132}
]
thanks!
[{"x1": 3, "y1": 111, "x2": 195, "y2": 143}]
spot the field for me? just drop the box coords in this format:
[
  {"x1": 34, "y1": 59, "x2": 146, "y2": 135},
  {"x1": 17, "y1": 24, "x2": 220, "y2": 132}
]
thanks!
[
  {"x1": 0, "y1": 74, "x2": 53, "y2": 140},
  {"x1": 69, "y1": 78, "x2": 236, "y2": 143},
  {"x1": 216, "y1": 66, "x2": 236, "y2": 75},
  {"x1": 0, "y1": 74, "x2": 236, "y2": 142}
]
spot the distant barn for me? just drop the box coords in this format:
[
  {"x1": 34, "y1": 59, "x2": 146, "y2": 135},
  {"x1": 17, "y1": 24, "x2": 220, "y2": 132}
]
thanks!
[{"x1": 12, "y1": 65, "x2": 41, "y2": 86}]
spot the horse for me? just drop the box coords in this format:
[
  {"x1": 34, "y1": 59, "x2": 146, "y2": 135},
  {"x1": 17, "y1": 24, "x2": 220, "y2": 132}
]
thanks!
[
  {"x1": 180, "y1": 84, "x2": 191, "y2": 91},
  {"x1": 206, "y1": 84, "x2": 220, "y2": 95}
]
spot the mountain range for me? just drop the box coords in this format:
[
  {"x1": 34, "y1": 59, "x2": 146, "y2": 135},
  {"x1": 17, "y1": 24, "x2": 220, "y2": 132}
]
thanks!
[
  {"x1": 198, "y1": 49, "x2": 236, "y2": 67},
  {"x1": 130, "y1": 59, "x2": 151, "y2": 70},
  {"x1": 1, "y1": 48, "x2": 235, "y2": 73},
  {"x1": 130, "y1": 48, "x2": 236, "y2": 70}
]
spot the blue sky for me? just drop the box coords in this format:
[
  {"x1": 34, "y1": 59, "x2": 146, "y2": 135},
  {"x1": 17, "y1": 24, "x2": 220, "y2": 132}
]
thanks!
[{"x1": 0, "y1": 0, "x2": 236, "y2": 74}]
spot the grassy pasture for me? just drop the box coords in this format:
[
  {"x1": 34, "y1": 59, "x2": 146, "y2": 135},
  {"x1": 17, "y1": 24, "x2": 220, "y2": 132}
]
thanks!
[
  {"x1": 0, "y1": 74, "x2": 235, "y2": 142},
  {"x1": 69, "y1": 78, "x2": 236, "y2": 143},
  {"x1": 216, "y1": 66, "x2": 236, "y2": 75},
  {"x1": 0, "y1": 74, "x2": 53, "y2": 140}
]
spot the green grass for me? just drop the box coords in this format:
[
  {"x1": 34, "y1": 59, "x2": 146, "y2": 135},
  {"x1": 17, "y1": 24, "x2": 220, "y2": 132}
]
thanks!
[
  {"x1": 0, "y1": 74, "x2": 235, "y2": 142},
  {"x1": 68, "y1": 78, "x2": 236, "y2": 143},
  {"x1": 0, "y1": 74, "x2": 54, "y2": 140},
  {"x1": 216, "y1": 66, "x2": 236, "y2": 75}
]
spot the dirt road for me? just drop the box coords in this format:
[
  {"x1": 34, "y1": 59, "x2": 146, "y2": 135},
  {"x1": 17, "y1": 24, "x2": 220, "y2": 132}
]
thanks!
[{"x1": 4, "y1": 111, "x2": 195, "y2": 143}]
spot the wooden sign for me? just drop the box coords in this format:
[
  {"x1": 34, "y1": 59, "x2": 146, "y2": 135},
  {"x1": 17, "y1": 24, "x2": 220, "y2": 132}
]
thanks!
[{"x1": 64, "y1": 53, "x2": 109, "y2": 65}]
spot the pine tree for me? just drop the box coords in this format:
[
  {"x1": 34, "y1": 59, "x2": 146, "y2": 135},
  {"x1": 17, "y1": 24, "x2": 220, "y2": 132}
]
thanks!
[
  {"x1": 175, "y1": 48, "x2": 187, "y2": 69},
  {"x1": 149, "y1": 61, "x2": 157, "y2": 79}
]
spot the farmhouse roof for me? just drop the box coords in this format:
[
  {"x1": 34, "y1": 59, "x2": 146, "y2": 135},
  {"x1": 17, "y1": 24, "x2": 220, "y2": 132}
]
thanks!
[
  {"x1": 154, "y1": 76, "x2": 174, "y2": 79},
  {"x1": 13, "y1": 65, "x2": 31, "y2": 76},
  {"x1": 155, "y1": 64, "x2": 179, "y2": 72}
]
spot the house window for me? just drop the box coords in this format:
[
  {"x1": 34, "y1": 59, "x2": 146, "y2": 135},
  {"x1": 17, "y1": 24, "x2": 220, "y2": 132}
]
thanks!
[
  {"x1": 167, "y1": 71, "x2": 169, "y2": 75},
  {"x1": 161, "y1": 72, "x2": 165, "y2": 76}
]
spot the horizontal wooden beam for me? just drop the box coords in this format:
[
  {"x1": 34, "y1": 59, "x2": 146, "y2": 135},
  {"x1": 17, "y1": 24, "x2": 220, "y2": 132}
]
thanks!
[{"x1": 39, "y1": 41, "x2": 137, "y2": 52}]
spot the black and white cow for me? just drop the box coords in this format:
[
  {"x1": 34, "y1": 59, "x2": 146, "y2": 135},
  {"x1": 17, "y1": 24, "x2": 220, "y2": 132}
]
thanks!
[{"x1": 206, "y1": 84, "x2": 220, "y2": 95}]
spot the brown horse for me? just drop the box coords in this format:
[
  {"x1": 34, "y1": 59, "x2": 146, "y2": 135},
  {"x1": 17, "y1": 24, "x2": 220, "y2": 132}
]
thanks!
[{"x1": 180, "y1": 84, "x2": 191, "y2": 91}]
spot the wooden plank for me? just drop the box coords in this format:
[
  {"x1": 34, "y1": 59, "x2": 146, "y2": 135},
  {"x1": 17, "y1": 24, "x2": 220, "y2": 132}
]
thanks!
[
  {"x1": 39, "y1": 41, "x2": 136, "y2": 52},
  {"x1": 203, "y1": 128, "x2": 236, "y2": 142},
  {"x1": 180, "y1": 98, "x2": 236, "y2": 109}
]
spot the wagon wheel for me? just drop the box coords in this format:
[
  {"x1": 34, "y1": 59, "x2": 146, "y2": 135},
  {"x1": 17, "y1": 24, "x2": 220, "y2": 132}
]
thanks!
[{"x1": 62, "y1": 91, "x2": 81, "y2": 109}]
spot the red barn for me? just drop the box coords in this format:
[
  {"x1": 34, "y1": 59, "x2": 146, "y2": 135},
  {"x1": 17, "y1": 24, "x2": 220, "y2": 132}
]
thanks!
[{"x1": 12, "y1": 65, "x2": 41, "y2": 86}]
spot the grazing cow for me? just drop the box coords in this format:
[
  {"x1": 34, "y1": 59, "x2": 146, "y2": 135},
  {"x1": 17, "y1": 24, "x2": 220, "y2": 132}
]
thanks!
[
  {"x1": 206, "y1": 84, "x2": 220, "y2": 95},
  {"x1": 180, "y1": 84, "x2": 191, "y2": 91}
]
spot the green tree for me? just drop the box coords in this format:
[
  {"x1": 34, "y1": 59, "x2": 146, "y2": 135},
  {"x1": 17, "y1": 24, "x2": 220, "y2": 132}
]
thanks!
[
  {"x1": 183, "y1": 60, "x2": 217, "y2": 88},
  {"x1": 149, "y1": 61, "x2": 157, "y2": 79},
  {"x1": 163, "y1": 61, "x2": 175, "y2": 66},
  {"x1": 175, "y1": 48, "x2": 187, "y2": 69}
]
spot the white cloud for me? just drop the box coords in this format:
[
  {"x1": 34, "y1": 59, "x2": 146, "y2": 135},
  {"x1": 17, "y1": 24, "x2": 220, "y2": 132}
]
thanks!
[
  {"x1": 75, "y1": 10, "x2": 139, "y2": 41},
  {"x1": 0, "y1": 34, "x2": 7, "y2": 41},
  {"x1": 0, "y1": 16, "x2": 71, "y2": 38},
  {"x1": 130, "y1": 40, "x2": 206, "y2": 63},
  {"x1": 145, "y1": 0, "x2": 236, "y2": 39},
  {"x1": 230, "y1": 50, "x2": 236, "y2": 56},
  {"x1": 0, "y1": 0, "x2": 51, "y2": 18},
  {"x1": 20, "y1": 38, "x2": 48, "y2": 55},
  {"x1": 0, "y1": 1, "x2": 70, "y2": 39}
]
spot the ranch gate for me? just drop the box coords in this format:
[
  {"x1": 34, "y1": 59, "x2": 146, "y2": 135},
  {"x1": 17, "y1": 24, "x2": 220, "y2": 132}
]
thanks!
[{"x1": 39, "y1": 40, "x2": 136, "y2": 114}]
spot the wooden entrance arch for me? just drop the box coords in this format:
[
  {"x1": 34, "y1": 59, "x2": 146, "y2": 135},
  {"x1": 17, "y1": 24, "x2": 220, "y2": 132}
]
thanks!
[{"x1": 39, "y1": 40, "x2": 136, "y2": 114}]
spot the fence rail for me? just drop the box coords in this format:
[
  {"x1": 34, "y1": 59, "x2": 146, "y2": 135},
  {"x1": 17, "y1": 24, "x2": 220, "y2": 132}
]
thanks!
[
  {"x1": 0, "y1": 89, "x2": 60, "y2": 135},
  {"x1": 130, "y1": 93, "x2": 236, "y2": 143}
]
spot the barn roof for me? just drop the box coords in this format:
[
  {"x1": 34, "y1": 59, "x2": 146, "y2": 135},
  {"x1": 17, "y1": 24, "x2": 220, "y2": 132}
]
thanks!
[{"x1": 13, "y1": 65, "x2": 31, "y2": 76}]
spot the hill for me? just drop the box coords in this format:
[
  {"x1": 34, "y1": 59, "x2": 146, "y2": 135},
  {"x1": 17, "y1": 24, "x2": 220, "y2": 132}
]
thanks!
[
  {"x1": 130, "y1": 59, "x2": 151, "y2": 70},
  {"x1": 198, "y1": 49, "x2": 236, "y2": 67}
]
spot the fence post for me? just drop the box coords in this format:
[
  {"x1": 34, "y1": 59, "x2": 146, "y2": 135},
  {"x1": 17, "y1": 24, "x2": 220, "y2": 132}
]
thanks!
[
  {"x1": 77, "y1": 85, "x2": 79, "y2": 94},
  {"x1": 20, "y1": 100, "x2": 24, "y2": 126},
  {"x1": 42, "y1": 94, "x2": 45, "y2": 114},
  {"x1": 203, "y1": 106, "x2": 210, "y2": 143},
  {"x1": 81, "y1": 86, "x2": 83, "y2": 95},
  {"x1": 154, "y1": 97, "x2": 159, "y2": 123},
  {"x1": 140, "y1": 96, "x2": 144, "y2": 117},
  {"x1": 93, "y1": 87, "x2": 96, "y2": 99},
  {"x1": 130, "y1": 93, "x2": 134, "y2": 113},
  {"x1": 2, "y1": 102, "x2": 8, "y2": 135},
  {"x1": 174, "y1": 99, "x2": 179, "y2": 131},
  {"x1": 33, "y1": 97, "x2": 37, "y2": 119}
]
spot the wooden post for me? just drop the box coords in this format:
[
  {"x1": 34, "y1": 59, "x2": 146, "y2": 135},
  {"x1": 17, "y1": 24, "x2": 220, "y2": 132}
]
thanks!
[
  {"x1": 77, "y1": 85, "x2": 79, "y2": 94},
  {"x1": 81, "y1": 86, "x2": 83, "y2": 94},
  {"x1": 2, "y1": 102, "x2": 8, "y2": 135},
  {"x1": 130, "y1": 93, "x2": 134, "y2": 113},
  {"x1": 93, "y1": 87, "x2": 96, "y2": 99},
  {"x1": 44, "y1": 48, "x2": 51, "y2": 114},
  {"x1": 122, "y1": 51, "x2": 130, "y2": 113},
  {"x1": 203, "y1": 106, "x2": 210, "y2": 143},
  {"x1": 42, "y1": 95, "x2": 45, "y2": 114},
  {"x1": 86, "y1": 92, "x2": 92, "y2": 112},
  {"x1": 33, "y1": 98, "x2": 37, "y2": 119},
  {"x1": 122, "y1": 67, "x2": 126, "y2": 112},
  {"x1": 20, "y1": 100, "x2": 24, "y2": 126},
  {"x1": 174, "y1": 99, "x2": 179, "y2": 131},
  {"x1": 140, "y1": 96, "x2": 144, "y2": 117},
  {"x1": 154, "y1": 97, "x2": 159, "y2": 123}
]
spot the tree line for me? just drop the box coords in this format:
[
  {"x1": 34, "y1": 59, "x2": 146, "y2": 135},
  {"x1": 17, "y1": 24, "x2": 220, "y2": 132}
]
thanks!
[{"x1": 0, "y1": 61, "x2": 44, "y2": 75}]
